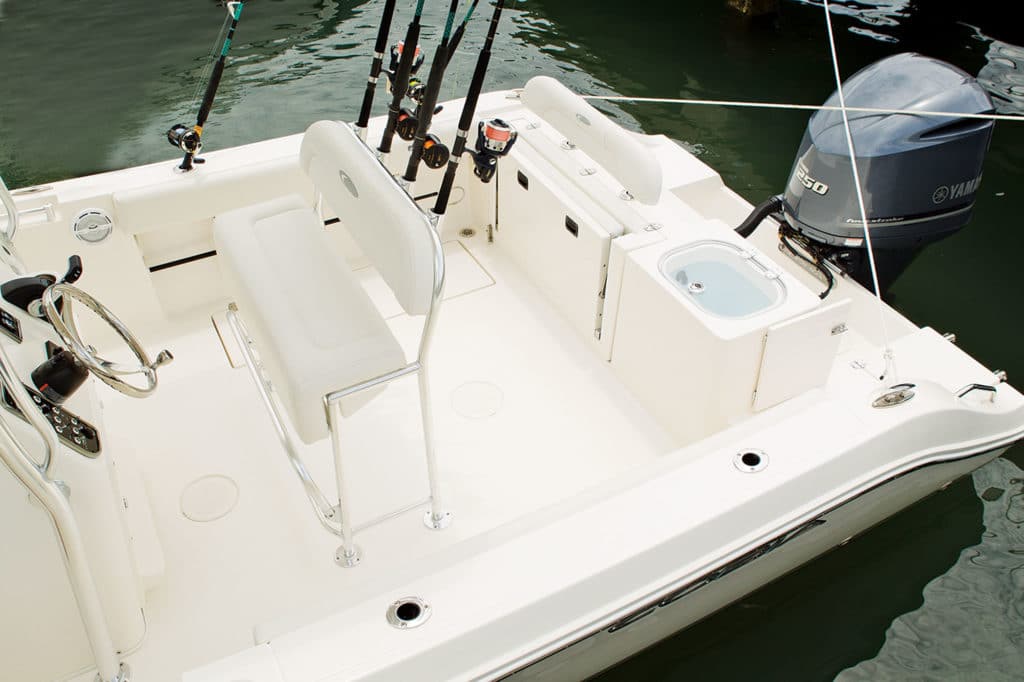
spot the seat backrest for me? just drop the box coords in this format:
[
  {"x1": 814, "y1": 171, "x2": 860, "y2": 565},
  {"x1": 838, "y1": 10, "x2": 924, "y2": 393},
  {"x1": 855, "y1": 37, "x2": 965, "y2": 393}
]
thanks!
[
  {"x1": 521, "y1": 76, "x2": 663, "y2": 205},
  {"x1": 299, "y1": 120, "x2": 436, "y2": 316}
]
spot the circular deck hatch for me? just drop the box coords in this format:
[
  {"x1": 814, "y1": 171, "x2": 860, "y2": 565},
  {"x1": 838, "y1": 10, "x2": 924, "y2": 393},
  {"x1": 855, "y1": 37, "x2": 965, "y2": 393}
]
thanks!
[
  {"x1": 180, "y1": 474, "x2": 239, "y2": 522},
  {"x1": 452, "y1": 381, "x2": 503, "y2": 419}
]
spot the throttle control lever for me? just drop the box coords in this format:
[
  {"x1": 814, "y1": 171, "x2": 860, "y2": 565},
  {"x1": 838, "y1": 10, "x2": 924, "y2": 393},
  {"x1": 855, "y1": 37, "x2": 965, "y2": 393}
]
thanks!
[{"x1": 61, "y1": 255, "x2": 83, "y2": 284}]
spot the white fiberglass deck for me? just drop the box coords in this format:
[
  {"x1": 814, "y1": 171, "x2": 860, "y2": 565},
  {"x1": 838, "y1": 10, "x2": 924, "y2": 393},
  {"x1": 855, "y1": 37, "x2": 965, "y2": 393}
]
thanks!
[{"x1": 69, "y1": 232, "x2": 674, "y2": 682}]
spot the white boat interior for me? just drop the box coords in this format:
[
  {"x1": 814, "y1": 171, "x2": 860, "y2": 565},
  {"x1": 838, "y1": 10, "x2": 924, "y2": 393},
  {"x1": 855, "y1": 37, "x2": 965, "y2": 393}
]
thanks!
[{"x1": 1, "y1": 75, "x2": 1023, "y2": 682}]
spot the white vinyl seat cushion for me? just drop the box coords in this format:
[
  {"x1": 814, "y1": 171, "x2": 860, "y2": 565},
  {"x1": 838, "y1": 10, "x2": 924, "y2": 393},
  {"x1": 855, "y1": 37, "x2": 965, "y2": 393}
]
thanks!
[
  {"x1": 214, "y1": 194, "x2": 405, "y2": 444},
  {"x1": 299, "y1": 120, "x2": 437, "y2": 315}
]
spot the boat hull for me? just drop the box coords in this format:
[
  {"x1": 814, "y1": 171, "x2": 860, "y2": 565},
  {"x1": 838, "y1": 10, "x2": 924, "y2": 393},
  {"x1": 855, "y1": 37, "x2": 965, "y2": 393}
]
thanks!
[{"x1": 505, "y1": 446, "x2": 1007, "y2": 681}]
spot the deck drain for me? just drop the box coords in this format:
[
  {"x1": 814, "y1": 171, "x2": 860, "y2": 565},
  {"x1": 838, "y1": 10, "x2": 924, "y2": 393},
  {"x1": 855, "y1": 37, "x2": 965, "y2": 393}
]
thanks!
[
  {"x1": 452, "y1": 381, "x2": 503, "y2": 419},
  {"x1": 734, "y1": 450, "x2": 769, "y2": 473},
  {"x1": 387, "y1": 597, "x2": 431, "y2": 629},
  {"x1": 180, "y1": 474, "x2": 239, "y2": 522}
]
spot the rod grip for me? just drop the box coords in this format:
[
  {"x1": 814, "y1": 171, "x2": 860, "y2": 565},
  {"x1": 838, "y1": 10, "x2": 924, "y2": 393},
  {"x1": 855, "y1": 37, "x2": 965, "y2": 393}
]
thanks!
[
  {"x1": 356, "y1": 0, "x2": 398, "y2": 129},
  {"x1": 356, "y1": 57, "x2": 385, "y2": 129},
  {"x1": 432, "y1": 137, "x2": 467, "y2": 215},
  {"x1": 195, "y1": 61, "x2": 226, "y2": 129}
]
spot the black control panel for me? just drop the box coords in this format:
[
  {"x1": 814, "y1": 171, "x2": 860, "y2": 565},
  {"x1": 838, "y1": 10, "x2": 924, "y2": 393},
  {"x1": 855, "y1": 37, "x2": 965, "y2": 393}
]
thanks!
[
  {"x1": 0, "y1": 306, "x2": 22, "y2": 343},
  {"x1": 1, "y1": 384, "x2": 101, "y2": 456}
]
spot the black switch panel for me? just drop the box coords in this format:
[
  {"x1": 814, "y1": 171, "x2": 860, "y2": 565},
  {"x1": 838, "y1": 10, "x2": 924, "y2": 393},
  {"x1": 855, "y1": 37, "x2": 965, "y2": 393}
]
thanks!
[
  {"x1": 0, "y1": 307, "x2": 22, "y2": 343},
  {"x1": 1, "y1": 384, "x2": 101, "y2": 457}
]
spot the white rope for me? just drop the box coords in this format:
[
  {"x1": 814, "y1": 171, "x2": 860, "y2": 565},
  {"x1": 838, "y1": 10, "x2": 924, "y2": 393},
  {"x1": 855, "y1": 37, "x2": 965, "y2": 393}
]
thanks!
[
  {"x1": 580, "y1": 95, "x2": 1020, "y2": 123},
  {"x1": 822, "y1": 0, "x2": 896, "y2": 383}
]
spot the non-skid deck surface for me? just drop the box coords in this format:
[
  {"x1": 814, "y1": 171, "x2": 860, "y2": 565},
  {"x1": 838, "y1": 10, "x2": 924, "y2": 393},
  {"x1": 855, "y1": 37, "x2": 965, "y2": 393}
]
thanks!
[{"x1": 74, "y1": 234, "x2": 673, "y2": 682}]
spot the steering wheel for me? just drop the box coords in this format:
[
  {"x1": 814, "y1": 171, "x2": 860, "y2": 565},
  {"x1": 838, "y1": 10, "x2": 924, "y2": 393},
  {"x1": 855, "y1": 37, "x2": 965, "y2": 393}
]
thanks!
[{"x1": 40, "y1": 283, "x2": 173, "y2": 398}]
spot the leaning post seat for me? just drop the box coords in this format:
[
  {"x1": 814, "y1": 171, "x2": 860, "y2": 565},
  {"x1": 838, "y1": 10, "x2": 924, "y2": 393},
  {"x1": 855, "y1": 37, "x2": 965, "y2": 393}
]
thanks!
[
  {"x1": 215, "y1": 194, "x2": 405, "y2": 441},
  {"x1": 214, "y1": 120, "x2": 448, "y2": 566}
]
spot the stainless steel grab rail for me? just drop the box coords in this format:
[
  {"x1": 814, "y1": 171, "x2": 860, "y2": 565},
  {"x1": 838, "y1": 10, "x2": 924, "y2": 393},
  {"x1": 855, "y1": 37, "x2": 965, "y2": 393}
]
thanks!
[
  {"x1": 0, "y1": 342, "x2": 129, "y2": 682},
  {"x1": 0, "y1": 357, "x2": 58, "y2": 480},
  {"x1": 0, "y1": 175, "x2": 27, "y2": 275},
  {"x1": 956, "y1": 382, "x2": 998, "y2": 401},
  {"x1": 0, "y1": 174, "x2": 20, "y2": 242},
  {"x1": 225, "y1": 305, "x2": 344, "y2": 538}
]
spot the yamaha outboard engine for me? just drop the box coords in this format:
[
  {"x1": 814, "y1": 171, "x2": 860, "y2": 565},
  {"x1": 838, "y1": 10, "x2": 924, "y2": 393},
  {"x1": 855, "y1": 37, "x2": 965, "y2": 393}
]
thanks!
[{"x1": 779, "y1": 53, "x2": 994, "y2": 295}]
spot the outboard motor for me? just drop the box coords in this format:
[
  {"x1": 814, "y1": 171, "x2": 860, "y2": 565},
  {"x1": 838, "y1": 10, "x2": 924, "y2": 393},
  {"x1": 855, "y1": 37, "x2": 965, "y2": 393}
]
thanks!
[{"x1": 778, "y1": 53, "x2": 994, "y2": 296}]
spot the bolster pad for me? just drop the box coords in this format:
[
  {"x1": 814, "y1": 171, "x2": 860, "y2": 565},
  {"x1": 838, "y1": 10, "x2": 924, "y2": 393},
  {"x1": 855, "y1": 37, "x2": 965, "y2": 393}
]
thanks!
[{"x1": 521, "y1": 76, "x2": 663, "y2": 205}]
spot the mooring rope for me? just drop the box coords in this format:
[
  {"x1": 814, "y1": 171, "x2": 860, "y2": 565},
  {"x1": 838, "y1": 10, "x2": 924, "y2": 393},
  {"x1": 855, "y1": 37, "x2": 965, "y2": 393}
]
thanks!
[{"x1": 579, "y1": 96, "x2": 1022, "y2": 123}]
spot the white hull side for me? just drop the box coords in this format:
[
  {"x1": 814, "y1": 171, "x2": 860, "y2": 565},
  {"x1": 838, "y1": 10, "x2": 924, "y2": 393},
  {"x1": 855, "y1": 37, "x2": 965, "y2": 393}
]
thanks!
[{"x1": 507, "y1": 447, "x2": 1006, "y2": 681}]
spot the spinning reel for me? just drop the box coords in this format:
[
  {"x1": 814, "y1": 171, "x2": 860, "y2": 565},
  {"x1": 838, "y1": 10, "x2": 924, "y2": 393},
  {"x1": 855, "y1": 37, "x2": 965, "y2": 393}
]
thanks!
[
  {"x1": 395, "y1": 101, "x2": 446, "y2": 143},
  {"x1": 386, "y1": 40, "x2": 424, "y2": 94},
  {"x1": 395, "y1": 108, "x2": 450, "y2": 169},
  {"x1": 420, "y1": 135, "x2": 450, "y2": 169},
  {"x1": 395, "y1": 107, "x2": 420, "y2": 141},
  {"x1": 166, "y1": 124, "x2": 205, "y2": 164},
  {"x1": 393, "y1": 102, "x2": 451, "y2": 171},
  {"x1": 471, "y1": 118, "x2": 517, "y2": 183}
]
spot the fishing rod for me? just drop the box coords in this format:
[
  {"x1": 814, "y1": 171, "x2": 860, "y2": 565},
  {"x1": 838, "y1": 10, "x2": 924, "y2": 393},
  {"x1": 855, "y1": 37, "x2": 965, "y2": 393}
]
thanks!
[
  {"x1": 379, "y1": 0, "x2": 427, "y2": 155},
  {"x1": 396, "y1": 0, "x2": 481, "y2": 141},
  {"x1": 166, "y1": 2, "x2": 245, "y2": 172},
  {"x1": 355, "y1": 0, "x2": 399, "y2": 139},
  {"x1": 445, "y1": 0, "x2": 481, "y2": 67},
  {"x1": 402, "y1": 0, "x2": 462, "y2": 184},
  {"x1": 433, "y1": 0, "x2": 510, "y2": 215}
]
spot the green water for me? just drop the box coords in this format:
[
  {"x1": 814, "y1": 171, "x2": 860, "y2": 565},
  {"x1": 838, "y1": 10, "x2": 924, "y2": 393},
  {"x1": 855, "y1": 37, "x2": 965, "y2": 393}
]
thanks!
[{"x1": 1, "y1": 1, "x2": 1022, "y2": 679}]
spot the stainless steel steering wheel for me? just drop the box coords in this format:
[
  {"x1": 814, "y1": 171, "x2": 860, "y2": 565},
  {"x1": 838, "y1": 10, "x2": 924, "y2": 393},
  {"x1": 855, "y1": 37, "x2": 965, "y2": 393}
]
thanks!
[{"x1": 41, "y1": 283, "x2": 173, "y2": 398}]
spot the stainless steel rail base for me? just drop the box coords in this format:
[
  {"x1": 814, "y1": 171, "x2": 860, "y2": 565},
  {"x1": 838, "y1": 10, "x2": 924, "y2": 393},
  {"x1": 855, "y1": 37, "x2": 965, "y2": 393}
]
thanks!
[{"x1": 95, "y1": 662, "x2": 131, "y2": 682}]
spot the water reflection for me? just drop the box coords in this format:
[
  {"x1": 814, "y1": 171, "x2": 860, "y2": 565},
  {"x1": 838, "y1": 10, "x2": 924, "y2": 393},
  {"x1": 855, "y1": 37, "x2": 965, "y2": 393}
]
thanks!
[
  {"x1": 792, "y1": 0, "x2": 911, "y2": 42},
  {"x1": 978, "y1": 41, "x2": 1024, "y2": 115},
  {"x1": 838, "y1": 457, "x2": 1024, "y2": 681}
]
